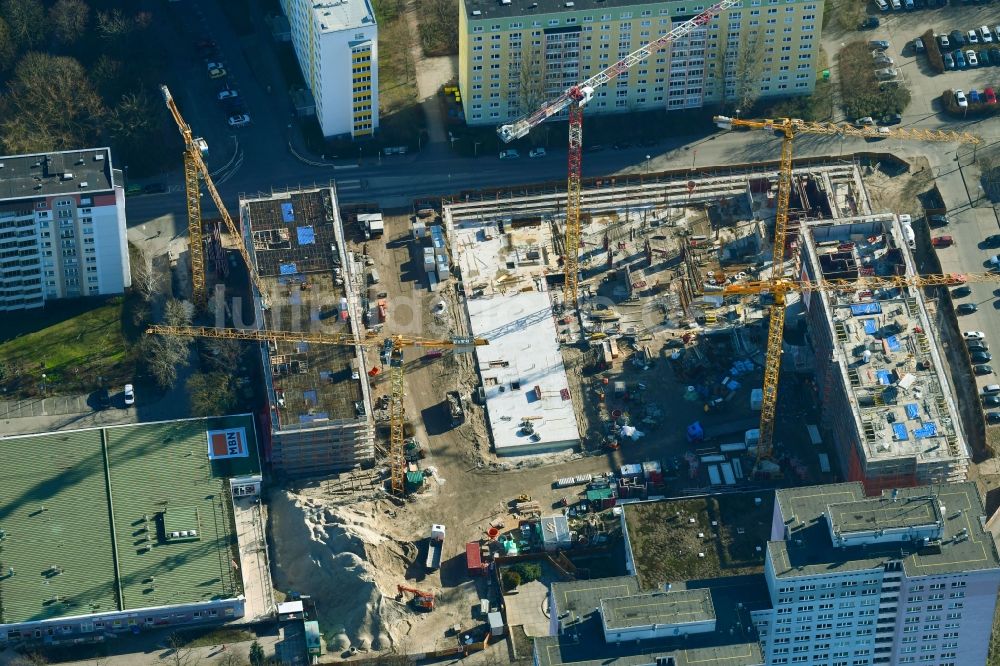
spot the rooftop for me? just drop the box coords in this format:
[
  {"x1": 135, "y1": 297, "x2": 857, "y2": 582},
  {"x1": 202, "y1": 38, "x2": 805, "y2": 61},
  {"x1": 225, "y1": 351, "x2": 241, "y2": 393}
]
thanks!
[
  {"x1": 772, "y1": 482, "x2": 1000, "y2": 578},
  {"x1": 462, "y1": 0, "x2": 734, "y2": 21},
  {"x1": 0, "y1": 148, "x2": 115, "y2": 203},
  {"x1": 311, "y1": 0, "x2": 376, "y2": 33},
  {"x1": 539, "y1": 575, "x2": 768, "y2": 666},
  {"x1": 601, "y1": 589, "x2": 714, "y2": 630},
  {"x1": 801, "y1": 215, "x2": 968, "y2": 475},
  {"x1": 0, "y1": 415, "x2": 259, "y2": 626},
  {"x1": 447, "y1": 215, "x2": 579, "y2": 455},
  {"x1": 243, "y1": 189, "x2": 366, "y2": 430}
]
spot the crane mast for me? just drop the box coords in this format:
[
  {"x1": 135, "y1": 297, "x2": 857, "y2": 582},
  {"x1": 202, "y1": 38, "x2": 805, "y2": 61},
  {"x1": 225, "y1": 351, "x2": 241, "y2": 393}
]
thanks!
[
  {"x1": 497, "y1": 0, "x2": 739, "y2": 306},
  {"x1": 160, "y1": 85, "x2": 270, "y2": 308},
  {"x1": 712, "y1": 115, "x2": 980, "y2": 475}
]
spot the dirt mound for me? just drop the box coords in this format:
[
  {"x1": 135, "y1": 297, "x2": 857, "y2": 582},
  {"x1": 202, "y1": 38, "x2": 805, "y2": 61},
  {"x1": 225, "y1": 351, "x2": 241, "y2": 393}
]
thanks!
[{"x1": 269, "y1": 491, "x2": 412, "y2": 652}]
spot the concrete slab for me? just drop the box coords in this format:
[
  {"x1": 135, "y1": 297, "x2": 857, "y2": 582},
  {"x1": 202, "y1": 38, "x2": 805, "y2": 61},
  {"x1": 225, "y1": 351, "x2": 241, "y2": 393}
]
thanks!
[{"x1": 504, "y1": 579, "x2": 551, "y2": 637}]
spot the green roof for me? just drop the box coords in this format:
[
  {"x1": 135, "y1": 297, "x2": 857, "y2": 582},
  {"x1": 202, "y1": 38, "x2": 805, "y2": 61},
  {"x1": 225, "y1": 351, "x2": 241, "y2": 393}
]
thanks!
[{"x1": 0, "y1": 415, "x2": 260, "y2": 625}]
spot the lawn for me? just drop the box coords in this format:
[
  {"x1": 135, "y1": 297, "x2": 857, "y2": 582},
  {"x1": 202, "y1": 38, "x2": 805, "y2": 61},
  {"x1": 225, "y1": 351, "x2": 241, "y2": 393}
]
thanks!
[
  {"x1": 624, "y1": 492, "x2": 773, "y2": 589},
  {"x1": 0, "y1": 297, "x2": 135, "y2": 398}
]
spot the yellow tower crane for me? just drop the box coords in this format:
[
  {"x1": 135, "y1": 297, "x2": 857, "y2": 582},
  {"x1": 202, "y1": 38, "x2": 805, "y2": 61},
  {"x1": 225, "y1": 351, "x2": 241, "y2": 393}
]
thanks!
[
  {"x1": 712, "y1": 115, "x2": 981, "y2": 475},
  {"x1": 160, "y1": 85, "x2": 269, "y2": 308},
  {"x1": 146, "y1": 325, "x2": 488, "y2": 495}
]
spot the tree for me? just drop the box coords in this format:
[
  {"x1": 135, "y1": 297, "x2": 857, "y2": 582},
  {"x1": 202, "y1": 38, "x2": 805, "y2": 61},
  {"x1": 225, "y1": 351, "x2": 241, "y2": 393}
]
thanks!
[
  {"x1": 203, "y1": 338, "x2": 242, "y2": 372},
  {"x1": 186, "y1": 371, "x2": 238, "y2": 417},
  {"x1": 513, "y1": 42, "x2": 546, "y2": 119},
  {"x1": 107, "y1": 87, "x2": 170, "y2": 174},
  {"x1": 164, "y1": 298, "x2": 194, "y2": 327},
  {"x1": 142, "y1": 334, "x2": 188, "y2": 388},
  {"x1": 0, "y1": 52, "x2": 106, "y2": 153},
  {"x1": 161, "y1": 633, "x2": 201, "y2": 666},
  {"x1": 0, "y1": 0, "x2": 46, "y2": 51},
  {"x1": 49, "y1": 0, "x2": 89, "y2": 47},
  {"x1": 417, "y1": 0, "x2": 458, "y2": 56},
  {"x1": 0, "y1": 16, "x2": 15, "y2": 73},
  {"x1": 501, "y1": 569, "x2": 521, "y2": 591},
  {"x1": 249, "y1": 639, "x2": 266, "y2": 666},
  {"x1": 732, "y1": 29, "x2": 766, "y2": 112},
  {"x1": 129, "y1": 243, "x2": 160, "y2": 301}
]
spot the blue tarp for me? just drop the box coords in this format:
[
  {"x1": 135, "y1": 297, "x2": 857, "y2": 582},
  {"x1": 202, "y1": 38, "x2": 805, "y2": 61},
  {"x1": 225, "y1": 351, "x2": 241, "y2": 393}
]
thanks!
[
  {"x1": 297, "y1": 225, "x2": 315, "y2": 245},
  {"x1": 914, "y1": 422, "x2": 938, "y2": 438},
  {"x1": 296, "y1": 342, "x2": 309, "y2": 353},
  {"x1": 299, "y1": 412, "x2": 329, "y2": 423},
  {"x1": 893, "y1": 423, "x2": 909, "y2": 440},
  {"x1": 303, "y1": 389, "x2": 318, "y2": 405},
  {"x1": 290, "y1": 290, "x2": 302, "y2": 305},
  {"x1": 862, "y1": 319, "x2": 878, "y2": 334},
  {"x1": 876, "y1": 370, "x2": 892, "y2": 385},
  {"x1": 851, "y1": 303, "x2": 882, "y2": 316},
  {"x1": 280, "y1": 262, "x2": 298, "y2": 275},
  {"x1": 281, "y1": 203, "x2": 295, "y2": 222},
  {"x1": 886, "y1": 335, "x2": 901, "y2": 352},
  {"x1": 905, "y1": 403, "x2": 919, "y2": 419}
]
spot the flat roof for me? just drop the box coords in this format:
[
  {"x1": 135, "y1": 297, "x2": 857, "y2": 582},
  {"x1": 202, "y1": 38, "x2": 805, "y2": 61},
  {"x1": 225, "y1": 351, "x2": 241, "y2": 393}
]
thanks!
[
  {"x1": 601, "y1": 589, "x2": 714, "y2": 629},
  {"x1": 311, "y1": 0, "x2": 376, "y2": 33},
  {"x1": 828, "y1": 496, "x2": 940, "y2": 535},
  {"x1": 802, "y1": 216, "x2": 969, "y2": 474},
  {"x1": 448, "y1": 215, "x2": 579, "y2": 454},
  {"x1": 0, "y1": 415, "x2": 259, "y2": 626},
  {"x1": 0, "y1": 148, "x2": 115, "y2": 202},
  {"x1": 541, "y1": 575, "x2": 767, "y2": 666},
  {"x1": 243, "y1": 189, "x2": 365, "y2": 429},
  {"x1": 772, "y1": 482, "x2": 1000, "y2": 578},
  {"x1": 462, "y1": 0, "x2": 737, "y2": 21}
]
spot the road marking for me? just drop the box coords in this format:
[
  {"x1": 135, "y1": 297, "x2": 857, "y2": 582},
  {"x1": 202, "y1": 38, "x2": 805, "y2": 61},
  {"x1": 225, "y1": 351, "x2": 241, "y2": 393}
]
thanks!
[{"x1": 337, "y1": 179, "x2": 362, "y2": 191}]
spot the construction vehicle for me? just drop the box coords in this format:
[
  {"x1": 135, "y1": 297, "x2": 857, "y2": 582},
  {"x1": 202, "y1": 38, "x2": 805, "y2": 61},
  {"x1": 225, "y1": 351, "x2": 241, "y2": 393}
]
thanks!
[
  {"x1": 146, "y1": 325, "x2": 487, "y2": 494},
  {"x1": 397, "y1": 584, "x2": 435, "y2": 611},
  {"x1": 713, "y1": 114, "x2": 983, "y2": 476},
  {"x1": 446, "y1": 390, "x2": 465, "y2": 427},
  {"x1": 425, "y1": 524, "x2": 446, "y2": 571},
  {"x1": 497, "y1": 0, "x2": 740, "y2": 307},
  {"x1": 160, "y1": 85, "x2": 269, "y2": 308}
]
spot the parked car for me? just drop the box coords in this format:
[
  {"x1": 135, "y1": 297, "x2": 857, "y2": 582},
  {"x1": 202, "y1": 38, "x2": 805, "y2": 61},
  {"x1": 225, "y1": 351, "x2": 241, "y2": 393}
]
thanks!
[
  {"x1": 987, "y1": 88, "x2": 998, "y2": 104},
  {"x1": 988, "y1": 412, "x2": 1000, "y2": 424},
  {"x1": 983, "y1": 26, "x2": 995, "y2": 43},
  {"x1": 218, "y1": 88, "x2": 239, "y2": 101},
  {"x1": 880, "y1": 113, "x2": 903, "y2": 125},
  {"x1": 206, "y1": 61, "x2": 224, "y2": 71},
  {"x1": 855, "y1": 116, "x2": 876, "y2": 127},
  {"x1": 955, "y1": 89, "x2": 969, "y2": 108},
  {"x1": 227, "y1": 113, "x2": 251, "y2": 128},
  {"x1": 939, "y1": 34, "x2": 951, "y2": 49},
  {"x1": 208, "y1": 67, "x2": 226, "y2": 79},
  {"x1": 125, "y1": 183, "x2": 143, "y2": 197},
  {"x1": 983, "y1": 234, "x2": 1000, "y2": 247},
  {"x1": 874, "y1": 53, "x2": 894, "y2": 65},
  {"x1": 914, "y1": 37, "x2": 925, "y2": 52},
  {"x1": 499, "y1": 149, "x2": 520, "y2": 159},
  {"x1": 955, "y1": 50, "x2": 967, "y2": 68},
  {"x1": 968, "y1": 341, "x2": 990, "y2": 352},
  {"x1": 968, "y1": 50, "x2": 980, "y2": 67},
  {"x1": 951, "y1": 30, "x2": 967, "y2": 47},
  {"x1": 964, "y1": 330, "x2": 986, "y2": 340},
  {"x1": 124, "y1": 384, "x2": 135, "y2": 406},
  {"x1": 97, "y1": 387, "x2": 111, "y2": 409},
  {"x1": 957, "y1": 302, "x2": 978, "y2": 314},
  {"x1": 929, "y1": 214, "x2": 949, "y2": 227},
  {"x1": 143, "y1": 183, "x2": 167, "y2": 195},
  {"x1": 953, "y1": 286, "x2": 973, "y2": 297},
  {"x1": 973, "y1": 351, "x2": 993, "y2": 363},
  {"x1": 861, "y1": 17, "x2": 880, "y2": 30},
  {"x1": 975, "y1": 364, "x2": 994, "y2": 375},
  {"x1": 970, "y1": 90, "x2": 981, "y2": 103},
  {"x1": 983, "y1": 395, "x2": 1000, "y2": 407},
  {"x1": 968, "y1": 30, "x2": 980, "y2": 44},
  {"x1": 932, "y1": 235, "x2": 954, "y2": 247},
  {"x1": 528, "y1": 147, "x2": 546, "y2": 158},
  {"x1": 944, "y1": 52, "x2": 955, "y2": 69},
  {"x1": 983, "y1": 384, "x2": 1000, "y2": 394},
  {"x1": 876, "y1": 0, "x2": 889, "y2": 9},
  {"x1": 869, "y1": 40, "x2": 890, "y2": 50},
  {"x1": 982, "y1": 49, "x2": 994, "y2": 66}
]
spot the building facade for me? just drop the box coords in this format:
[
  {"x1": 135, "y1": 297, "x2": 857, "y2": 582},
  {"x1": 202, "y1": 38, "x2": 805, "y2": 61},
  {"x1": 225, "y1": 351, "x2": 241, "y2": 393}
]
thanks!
[
  {"x1": 281, "y1": 0, "x2": 379, "y2": 138},
  {"x1": 0, "y1": 148, "x2": 130, "y2": 311},
  {"x1": 756, "y1": 483, "x2": 1000, "y2": 666},
  {"x1": 458, "y1": 0, "x2": 822, "y2": 126}
]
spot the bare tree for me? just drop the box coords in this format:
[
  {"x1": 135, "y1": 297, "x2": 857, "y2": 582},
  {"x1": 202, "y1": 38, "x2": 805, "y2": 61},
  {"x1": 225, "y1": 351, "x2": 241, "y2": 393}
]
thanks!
[
  {"x1": 160, "y1": 634, "x2": 201, "y2": 666},
  {"x1": 0, "y1": 0, "x2": 47, "y2": 50},
  {"x1": 129, "y1": 243, "x2": 160, "y2": 301},
  {"x1": 164, "y1": 298, "x2": 194, "y2": 327},
  {"x1": 513, "y1": 42, "x2": 547, "y2": 118},
  {"x1": 49, "y1": 0, "x2": 90, "y2": 46},
  {"x1": 732, "y1": 29, "x2": 766, "y2": 112}
]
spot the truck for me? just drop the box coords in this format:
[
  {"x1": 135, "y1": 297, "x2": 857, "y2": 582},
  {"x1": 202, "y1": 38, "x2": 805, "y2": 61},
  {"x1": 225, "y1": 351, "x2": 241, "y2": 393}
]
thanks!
[
  {"x1": 358, "y1": 212, "x2": 384, "y2": 239},
  {"x1": 446, "y1": 391, "x2": 464, "y2": 427},
  {"x1": 426, "y1": 524, "x2": 446, "y2": 571}
]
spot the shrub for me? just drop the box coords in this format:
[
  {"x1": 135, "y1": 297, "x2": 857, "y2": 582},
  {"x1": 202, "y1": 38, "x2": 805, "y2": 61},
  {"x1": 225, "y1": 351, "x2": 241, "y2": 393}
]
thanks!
[
  {"x1": 501, "y1": 569, "x2": 522, "y2": 592},
  {"x1": 924, "y1": 29, "x2": 944, "y2": 74},
  {"x1": 940, "y1": 89, "x2": 1000, "y2": 118},
  {"x1": 510, "y1": 562, "x2": 543, "y2": 584}
]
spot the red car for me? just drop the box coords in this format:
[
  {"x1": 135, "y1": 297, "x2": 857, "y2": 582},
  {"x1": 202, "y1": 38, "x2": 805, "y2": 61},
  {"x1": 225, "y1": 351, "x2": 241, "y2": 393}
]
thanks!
[
  {"x1": 932, "y1": 236, "x2": 954, "y2": 247},
  {"x1": 986, "y1": 87, "x2": 998, "y2": 104}
]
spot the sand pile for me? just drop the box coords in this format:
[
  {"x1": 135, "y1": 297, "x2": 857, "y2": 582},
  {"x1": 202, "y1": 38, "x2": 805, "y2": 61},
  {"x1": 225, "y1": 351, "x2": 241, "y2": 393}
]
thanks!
[{"x1": 269, "y1": 491, "x2": 412, "y2": 653}]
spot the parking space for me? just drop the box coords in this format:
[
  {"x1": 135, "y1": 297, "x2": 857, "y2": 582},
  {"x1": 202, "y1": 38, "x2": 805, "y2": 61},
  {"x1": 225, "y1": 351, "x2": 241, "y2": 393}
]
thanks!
[{"x1": 850, "y1": 4, "x2": 1000, "y2": 119}]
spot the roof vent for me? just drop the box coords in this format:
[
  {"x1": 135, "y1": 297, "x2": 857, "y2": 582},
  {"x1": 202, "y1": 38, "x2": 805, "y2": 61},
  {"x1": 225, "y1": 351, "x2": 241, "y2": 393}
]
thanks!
[
  {"x1": 565, "y1": 1, "x2": 574, "y2": 5},
  {"x1": 61, "y1": 172, "x2": 74, "y2": 181},
  {"x1": 472, "y1": 9, "x2": 481, "y2": 14},
  {"x1": 79, "y1": 181, "x2": 89, "y2": 188},
  {"x1": 0, "y1": 162, "x2": 4, "y2": 168},
  {"x1": 501, "y1": 0, "x2": 511, "y2": 4},
  {"x1": 94, "y1": 153, "x2": 104, "y2": 161}
]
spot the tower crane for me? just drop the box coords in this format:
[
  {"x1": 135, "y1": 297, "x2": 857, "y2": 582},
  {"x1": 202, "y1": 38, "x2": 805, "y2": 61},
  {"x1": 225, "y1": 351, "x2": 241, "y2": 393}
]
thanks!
[
  {"x1": 497, "y1": 0, "x2": 740, "y2": 307},
  {"x1": 160, "y1": 85, "x2": 269, "y2": 308},
  {"x1": 146, "y1": 325, "x2": 488, "y2": 495},
  {"x1": 711, "y1": 114, "x2": 981, "y2": 475}
]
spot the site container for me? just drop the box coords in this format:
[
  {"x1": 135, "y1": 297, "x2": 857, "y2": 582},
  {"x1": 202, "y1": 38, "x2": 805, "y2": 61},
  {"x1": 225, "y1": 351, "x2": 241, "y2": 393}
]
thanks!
[
  {"x1": 720, "y1": 462, "x2": 736, "y2": 485},
  {"x1": 707, "y1": 465, "x2": 722, "y2": 485},
  {"x1": 641, "y1": 461, "x2": 662, "y2": 483},
  {"x1": 466, "y1": 541, "x2": 486, "y2": 577}
]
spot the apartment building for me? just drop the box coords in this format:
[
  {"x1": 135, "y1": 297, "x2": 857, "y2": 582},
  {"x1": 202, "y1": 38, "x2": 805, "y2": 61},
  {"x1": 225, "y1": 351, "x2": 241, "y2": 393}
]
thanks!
[
  {"x1": 280, "y1": 0, "x2": 379, "y2": 138},
  {"x1": 0, "y1": 148, "x2": 130, "y2": 311},
  {"x1": 457, "y1": 0, "x2": 822, "y2": 126},
  {"x1": 754, "y1": 482, "x2": 1000, "y2": 666}
]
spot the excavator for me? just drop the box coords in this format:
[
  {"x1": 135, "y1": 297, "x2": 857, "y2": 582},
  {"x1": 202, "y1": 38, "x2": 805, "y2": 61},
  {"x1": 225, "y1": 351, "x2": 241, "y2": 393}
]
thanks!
[{"x1": 397, "y1": 584, "x2": 435, "y2": 612}]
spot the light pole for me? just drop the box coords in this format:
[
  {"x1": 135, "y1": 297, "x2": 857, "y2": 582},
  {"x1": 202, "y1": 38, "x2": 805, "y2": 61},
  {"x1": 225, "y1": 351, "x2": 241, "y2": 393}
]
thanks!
[
  {"x1": 645, "y1": 154, "x2": 652, "y2": 174},
  {"x1": 41, "y1": 373, "x2": 47, "y2": 396},
  {"x1": 474, "y1": 141, "x2": 481, "y2": 157}
]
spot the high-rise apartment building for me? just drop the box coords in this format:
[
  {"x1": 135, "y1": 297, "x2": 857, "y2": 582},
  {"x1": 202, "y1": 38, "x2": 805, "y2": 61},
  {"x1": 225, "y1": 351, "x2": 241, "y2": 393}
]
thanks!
[
  {"x1": 0, "y1": 148, "x2": 130, "y2": 311},
  {"x1": 458, "y1": 0, "x2": 822, "y2": 126},
  {"x1": 281, "y1": 0, "x2": 379, "y2": 138},
  {"x1": 754, "y1": 482, "x2": 1000, "y2": 666}
]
